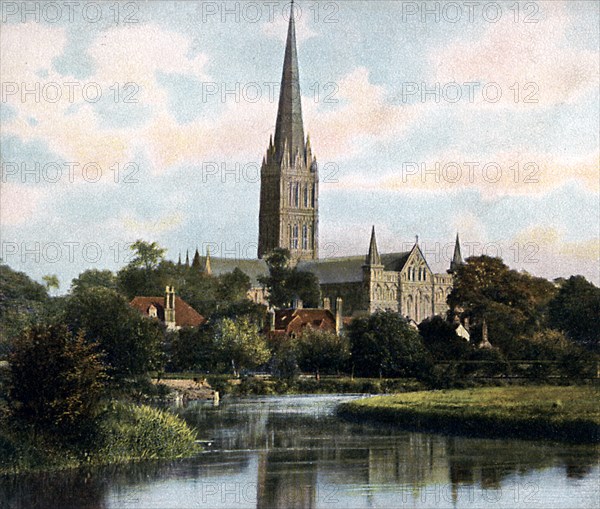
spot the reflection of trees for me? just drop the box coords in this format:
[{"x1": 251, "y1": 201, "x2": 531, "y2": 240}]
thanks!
[{"x1": 2, "y1": 397, "x2": 598, "y2": 509}]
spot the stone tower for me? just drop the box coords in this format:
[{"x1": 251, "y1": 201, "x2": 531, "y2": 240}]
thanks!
[{"x1": 258, "y1": 0, "x2": 319, "y2": 261}]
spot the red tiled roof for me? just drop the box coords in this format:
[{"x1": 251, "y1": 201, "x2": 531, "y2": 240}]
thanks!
[
  {"x1": 130, "y1": 296, "x2": 205, "y2": 328},
  {"x1": 273, "y1": 308, "x2": 336, "y2": 335}
]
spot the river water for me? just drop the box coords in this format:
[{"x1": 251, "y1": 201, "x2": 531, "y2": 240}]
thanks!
[{"x1": 1, "y1": 394, "x2": 598, "y2": 509}]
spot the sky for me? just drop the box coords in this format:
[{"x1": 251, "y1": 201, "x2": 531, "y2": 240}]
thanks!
[{"x1": 1, "y1": 0, "x2": 599, "y2": 292}]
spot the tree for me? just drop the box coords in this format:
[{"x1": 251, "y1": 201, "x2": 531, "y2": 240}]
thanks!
[
  {"x1": 258, "y1": 248, "x2": 321, "y2": 308},
  {"x1": 448, "y1": 256, "x2": 557, "y2": 353},
  {"x1": 218, "y1": 268, "x2": 251, "y2": 302},
  {"x1": 0, "y1": 264, "x2": 49, "y2": 351},
  {"x1": 129, "y1": 240, "x2": 166, "y2": 271},
  {"x1": 170, "y1": 325, "x2": 218, "y2": 373},
  {"x1": 8, "y1": 324, "x2": 106, "y2": 440},
  {"x1": 64, "y1": 287, "x2": 163, "y2": 382},
  {"x1": 296, "y1": 329, "x2": 350, "y2": 378},
  {"x1": 548, "y1": 276, "x2": 600, "y2": 351},
  {"x1": 71, "y1": 269, "x2": 116, "y2": 294},
  {"x1": 42, "y1": 274, "x2": 60, "y2": 293},
  {"x1": 213, "y1": 317, "x2": 270, "y2": 376},
  {"x1": 418, "y1": 316, "x2": 471, "y2": 361},
  {"x1": 348, "y1": 311, "x2": 430, "y2": 378}
]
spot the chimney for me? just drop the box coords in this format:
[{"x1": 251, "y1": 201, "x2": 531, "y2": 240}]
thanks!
[
  {"x1": 165, "y1": 286, "x2": 176, "y2": 330},
  {"x1": 323, "y1": 297, "x2": 331, "y2": 310},
  {"x1": 335, "y1": 297, "x2": 343, "y2": 335},
  {"x1": 293, "y1": 296, "x2": 303, "y2": 309}
]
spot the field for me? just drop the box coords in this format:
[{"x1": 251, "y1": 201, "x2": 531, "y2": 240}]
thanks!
[{"x1": 337, "y1": 385, "x2": 600, "y2": 442}]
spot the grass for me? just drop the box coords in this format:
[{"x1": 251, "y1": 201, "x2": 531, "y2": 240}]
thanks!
[
  {"x1": 337, "y1": 385, "x2": 600, "y2": 443},
  {"x1": 0, "y1": 402, "x2": 200, "y2": 475}
]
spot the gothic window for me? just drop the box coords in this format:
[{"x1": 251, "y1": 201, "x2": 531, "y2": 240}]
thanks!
[
  {"x1": 294, "y1": 183, "x2": 300, "y2": 207},
  {"x1": 302, "y1": 224, "x2": 308, "y2": 249},
  {"x1": 292, "y1": 224, "x2": 299, "y2": 249},
  {"x1": 423, "y1": 270, "x2": 427, "y2": 282},
  {"x1": 311, "y1": 183, "x2": 316, "y2": 208},
  {"x1": 303, "y1": 186, "x2": 309, "y2": 208},
  {"x1": 289, "y1": 182, "x2": 293, "y2": 206},
  {"x1": 289, "y1": 224, "x2": 293, "y2": 249}
]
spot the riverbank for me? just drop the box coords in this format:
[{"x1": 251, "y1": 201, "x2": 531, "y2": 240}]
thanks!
[
  {"x1": 337, "y1": 385, "x2": 600, "y2": 443},
  {"x1": 0, "y1": 402, "x2": 200, "y2": 475}
]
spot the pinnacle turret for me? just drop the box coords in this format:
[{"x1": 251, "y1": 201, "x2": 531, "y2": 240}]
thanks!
[
  {"x1": 449, "y1": 233, "x2": 463, "y2": 273},
  {"x1": 365, "y1": 226, "x2": 382, "y2": 266}
]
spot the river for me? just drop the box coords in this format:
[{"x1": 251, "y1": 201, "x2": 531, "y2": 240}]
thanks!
[{"x1": 1, "y1": 394, "x2": 598, "y2": 509}]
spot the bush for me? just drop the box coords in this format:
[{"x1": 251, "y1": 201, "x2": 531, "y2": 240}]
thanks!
[
  {"x1": 98, "y1": 402, "x2": 199, "y2": 460},
  {"x1": 7, "y1": 324, "x2": 107, "y2": 442}
]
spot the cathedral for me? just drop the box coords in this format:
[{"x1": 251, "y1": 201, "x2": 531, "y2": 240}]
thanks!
[{"x1": 185, "y1": 4, "x2": 462, "y2": 321}]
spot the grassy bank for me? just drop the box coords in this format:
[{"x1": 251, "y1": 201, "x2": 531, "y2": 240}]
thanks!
[
  {"x1": 337, "y1": 385, "x2": 600, "y2": 443},
  {"x1": 0, "y1": 402, "x2": 200, "y2": 475}
]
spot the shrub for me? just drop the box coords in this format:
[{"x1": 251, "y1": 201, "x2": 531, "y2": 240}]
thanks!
[{"x1": 8, "y1": 324, "x2": 107, "y2": 442}]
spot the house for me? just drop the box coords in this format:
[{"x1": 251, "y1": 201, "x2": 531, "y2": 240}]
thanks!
[
  {"x1": 267, "y1": 297, "x2": 344, "y2": 338},
  {"x1": 130, "y1": 286, "x2": 205, "y2": 331}
]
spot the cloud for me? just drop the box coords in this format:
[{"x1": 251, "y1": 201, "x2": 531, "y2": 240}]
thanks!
[
  {"x1": 429, "y1": 1, "x2": 599, "y2": 107},
  {"x1": 0, "y1": 184, "x2": 48, "y2": 226},
  {"x1": 306, "y1": 67, "x2": 424, "y2": 161},
  {"x1": 261, "y1": 9, "x2": 317, "y2": 43},
  {"x1": 327, "y1": 150, "x2": 600, "y2": 198}
]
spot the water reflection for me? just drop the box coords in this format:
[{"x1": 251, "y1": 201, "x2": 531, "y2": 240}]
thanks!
[{"x1": 1, "y1": 395, "x2": 597, "y2": 509}]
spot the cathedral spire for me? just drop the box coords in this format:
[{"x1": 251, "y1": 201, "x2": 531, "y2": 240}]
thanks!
[
  {"x1": 274, "y1": 0, "x2": 305, "y2": 165},
  {"x1": 185, "y1": 249, "x2": 190, "y2": 267},
  {"x1": 449, "y1": 233, "x2": 463, "y2": 273},
  {"x1": 365, "y1": 226, "x2": 382, "y2": 266}
]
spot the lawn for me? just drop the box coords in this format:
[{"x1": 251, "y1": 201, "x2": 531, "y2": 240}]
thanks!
[{"x1": 337, "y1": 385, "x2": 599, "y2": 442}]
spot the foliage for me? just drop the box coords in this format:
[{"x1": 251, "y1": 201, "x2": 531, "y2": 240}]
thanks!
[
  {"x1": 42, "y1": 274, "x2": 60, "y2": 292},
  {"x1": 258, "y1": 248, "x2": 321, "y2": 308},
  {"x1": 217, "y1": 268, "x2": 251, "y2": 302},
  {"x1": 338, "y1": 386, "x2": 600, "y2": 443},
  {"x1": 295, "y1": 329, "x2": 350, "y2": 376},
  {"x1": 129, "y1": 240, "x2": 167, "y2": 271},
  {"x1": 0, "y1": 264, "x2": 49, "y2": 351},
  {"x1": 7, "y1": 324, "x2": 107, "y2": 440},
  {"x1": 0, "y1": 401, "x2": 199, "y2": 475},
  {"x1": 549, "y1": 275, "x2": 600, "y2": 351},
  {"x1": 169, "y1": 325, "x2": 217, "y2": 373},
  {"x1": 269, "y1": 338, "x2": 300, "y2": 381},
  {"x1": 348, "y1": 311, "x2": 430, "y2": 378},
  {"x1": 64, "y1": 287, "x2": 163, "y2": 382},
  {"x1": 98, "y1": 402, "x2": 199, "y2": 460},
  {"x1": 448, "y1": 256, "x2": 557, "y2": 353},
  {"x1": 212, "y1": 317, "x2": 270, "y2": 376},
  {"x1": 70, "y1": 269, "x2": 117, "y2": 294},
  {"x1": 418, "y1": 316, "x2": 471, "y2": 360}
]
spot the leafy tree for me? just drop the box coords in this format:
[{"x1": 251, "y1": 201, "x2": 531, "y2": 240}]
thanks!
[
  {"x1": 42, "y1": 274, "x2": 60, "y2": 293},
  {"x1": 8, "y1": 324, "x2": 106, "y2": 440},
  {"x1": 129, "y1": 240, "x2": 166, "y2": 271},
  {"x1": 0, "y1": 264, "x2": 49, "y2": 351},
  {"x1": 218, "y1": 268, "x2": 251, "y2": 302},
  {"x1": 296, "y1": 329, "x2": 350, "y2": 378},
  {"x1": 348, "y1": 311, "x2": 430, "y2": 378},
  {"x1": 64, "y1": 287, "x2": 163, "y2": 382},
  {"x1": 418, "y1": 316, "x2": 471, "y2": 360},
  {"x1": 71, "y1": 269, "x2": 116, "y2": 294},
  {"x1": 259, "y1": 248, "x2": 321, "y2": 308},
  {"x1": 448, "y1": 256, "x2": 557, "y2": 353},
  {"x1": 170, "y1": 325, "x2": 217, "y2": 373},
  {"x1": 548, "y1": 276, "x2": 600, "y2": 351},
  {"x1": 213, "y1": 317, "x2": 270, "y2": 376}
]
